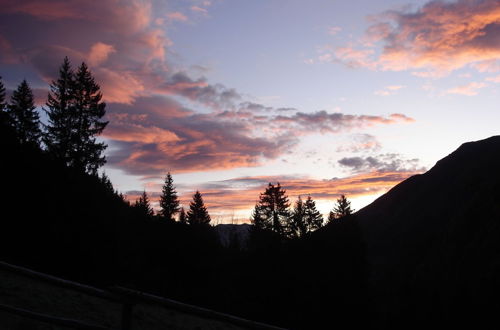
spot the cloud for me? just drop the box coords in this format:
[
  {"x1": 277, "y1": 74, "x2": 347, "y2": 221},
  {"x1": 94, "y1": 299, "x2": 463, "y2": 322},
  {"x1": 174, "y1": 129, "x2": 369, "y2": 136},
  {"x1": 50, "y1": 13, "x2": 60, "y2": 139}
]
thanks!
[
  {"x1": 446, "y1": 82, "x2": 487, "y2": 96},
  {"x1": 103, "y1": 93, "x2": 414, "y2": 176},
  {"x1": 336, "y1": 134, "x2": 381, "y2": 153},
  {"x1": 88, "y1": 42, "x2": 116, "y2": 66},
  {"x1": 0, "y1": 0, "x2": 417, "y2": 177},
  {"x1": 374, "y1": 85, "x2": 405, "y2": 96},
  {"x1": 486, "y1": 74, "x2": 500, "y2": 83},
  {"x1": 328, "y1": 26, "x2": 342, "y2": 36},
  {"x1": 332, "y1": 0, "x2": 500, "y2": 75},
  {"x1": 166, "y1": 12, "x2": 188, "y2": 22},
  {"x1": 338, "y1": 153, "x2": 424, "y2": 174}
]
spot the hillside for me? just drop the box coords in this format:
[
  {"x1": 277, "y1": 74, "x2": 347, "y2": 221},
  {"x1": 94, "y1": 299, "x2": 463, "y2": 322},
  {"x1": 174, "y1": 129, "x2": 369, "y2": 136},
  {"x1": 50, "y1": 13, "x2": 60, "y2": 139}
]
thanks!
[{"x1": 354, "y1": 135, "x2": 500, "y2": 326}]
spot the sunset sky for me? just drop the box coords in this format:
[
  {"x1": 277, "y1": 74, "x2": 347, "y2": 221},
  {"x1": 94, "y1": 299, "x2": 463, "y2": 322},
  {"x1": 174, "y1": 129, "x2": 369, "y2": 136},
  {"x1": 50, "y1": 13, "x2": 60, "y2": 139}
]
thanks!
[{"x1": 1, "y1": 0, "x2": 499, "y2": 222}]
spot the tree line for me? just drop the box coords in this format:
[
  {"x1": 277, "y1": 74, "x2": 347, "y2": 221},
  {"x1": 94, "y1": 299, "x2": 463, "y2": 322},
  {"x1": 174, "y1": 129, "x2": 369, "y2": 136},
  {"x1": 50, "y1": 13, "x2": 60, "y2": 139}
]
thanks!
[
  {"x1": 0, "y1": 57, "x2": 107, "y2": 175},
  {"x1": 146, "y1": 172, "x2": 355, "y2": 239},
  {"x1": 1, "y1": 56, "x2": 355, "y2": 236}
]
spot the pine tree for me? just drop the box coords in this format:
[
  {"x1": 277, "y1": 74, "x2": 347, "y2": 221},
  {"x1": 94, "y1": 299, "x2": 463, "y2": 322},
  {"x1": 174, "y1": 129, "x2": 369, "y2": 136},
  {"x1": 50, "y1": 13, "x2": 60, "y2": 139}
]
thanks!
[
  {"x1": 159, "y1": 172, "x2": 180, "y2": 222},
  {"x1": 44, "y1": 57, "x2": 75, "y2": 164},
  {"x1": 44, "y1": 57, "x2": 108, "y2": 174},
  {"x1": 134, "y1": 190, "x2": 154, "y2": 217},
  {"x1": 289, "y1": 195, "x2": 323, "y2": 238},
  {"x1": 251, "y1": 183, "x2": 291, "y2": 236},
  {"x1": 187, "y1": 191, "x2": 211, "y2": 225},
  {"x1": 328, "y1": 194, "x2": 354, "y2": 223},
  {"x1": 71, "y1": 62, "x2": 108, "y2": 174},
  {"x1": 289, "y1": 196, "x2": 306, "y2": 239},
  {"x1": 7, "y1": 79, "x2": 42, "y2": 145},
  {"x1": 303, "y1": 195, "x2": 323, "y2": 233},
  {"x1": 0, "y1": 76, "x2": 8, "y2": 129},
  {"x1": 0, "y1": 76, "x2": 6, "y2": 113},
  {"x1": 178, "y1": 207, "x2": 187, "y2": 224}
]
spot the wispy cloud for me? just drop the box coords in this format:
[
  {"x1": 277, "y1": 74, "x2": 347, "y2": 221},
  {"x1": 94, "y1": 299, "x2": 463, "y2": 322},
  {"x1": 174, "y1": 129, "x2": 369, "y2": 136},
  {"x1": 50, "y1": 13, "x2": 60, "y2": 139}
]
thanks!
[
  {"x1": 125, "y1": 170, "x2": 421, "y2": 220},
  {"x1": 446, "y1": 82, "x2": 487, "y2": 96},
  {"x1": 374, "y1": 85, "x2": 405, "y2": 96},
  {"x1": 330, "y1": 0, "x2": 500, "y2": 75},
  {"x1": 338, "y1": 153, "x2": 424, "y2": 174}
]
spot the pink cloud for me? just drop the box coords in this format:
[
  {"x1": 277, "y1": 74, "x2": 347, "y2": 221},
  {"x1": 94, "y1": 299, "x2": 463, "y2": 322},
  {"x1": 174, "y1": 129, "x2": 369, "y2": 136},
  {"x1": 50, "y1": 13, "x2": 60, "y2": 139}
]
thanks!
[
  {"x1": 190, "y1": 6, "x2": 208, "y2": 15},
  {"x1": 446, "y1": 82, "x2": 487, "y2": 96},
  {"x1": 166, "y1": 12, "x2": 188, "y2": 22},
  {"x1": 333, "y1": 0, "x2": 500, "y2": 75},
  {"x1": 88, "y1": 42, "x2": 116, "y2": 66}
]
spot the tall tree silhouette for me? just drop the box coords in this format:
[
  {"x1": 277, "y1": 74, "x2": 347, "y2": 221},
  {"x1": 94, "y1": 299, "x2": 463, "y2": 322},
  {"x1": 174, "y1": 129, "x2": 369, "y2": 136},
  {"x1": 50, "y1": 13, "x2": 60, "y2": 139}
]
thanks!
[
  {"x1": 44, "y1": 57, "x2": 74, "y2": 164},
  {"x1": 179, "y1": 207, "x2": 187, "y2": 224},
  {"x1": 0, "y1": 76, "x2": 7, "y2": 129},
  {"x1": 159, "y1": 172, "x2": 180, "y2": 222},
  {"x1": 328, "y1": 194, "x2": 354, "y2": 223},
  {"x1": 134, "y1": 190, "x2": 154, "y2": 217},
  {"x1": 44, "y1": 58, "x2": 108, "y2": 174},
  {"x1": 6, "y1": 80, "x2": 42, "y2": 145},
  {"x1": 290, "y1": 195, "x2": 323, "y2": 237},
  {"x1": 187, "y1": 191, "x2": 211, "y2": 225},
  {"x1": 251, "y1": 183, "x2": 291, "y2": 236},
  {"x1": 0, "y1": 76, "x2": 6, "y2": 113},
  {"x1": 289, "y1": 196, "x2": 306, "y2": 238},
  {"x1": 71, "y1": 62, "x2": 108, "y2": 174}
]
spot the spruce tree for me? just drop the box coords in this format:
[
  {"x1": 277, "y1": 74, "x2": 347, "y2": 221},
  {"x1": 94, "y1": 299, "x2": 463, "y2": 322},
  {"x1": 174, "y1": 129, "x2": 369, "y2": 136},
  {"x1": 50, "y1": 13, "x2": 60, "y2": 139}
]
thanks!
[
  {"x1": 7, "y1": 80, "x2": 42, "y2": 145},
  {"x1": 187, "y1": 191, "x2": 211, "y2": 225},
  {"x1": 289, "y1": 196, "x2": 306, "y2": 239},
  {"x1": 328, "y1": 194, "x2": 354, "y2": 223},
  {"x1": 303, "y1": 195, "x2": 323, "y2": 233},
  {"x1": 251, "y1": 183, "x2": 291, "y2": 236},
  {"x1": 159, "y1": 172, "x2": 180, "y2": 222},
  {"x1": 289, "y1": 195, "x2": 323, "y2": 238},
  {"x1": 0, "y1": 76, "x2": 8, "y2": 128},
  {"x1": 44, "y1": 57, "x2": 74, "y2": 164},
  {"x1": 134, "y1": 190, "x2": 154, "y2": 218},
  {"x1": 44, "y1": 58, "x2": 108, "y2": 174},
  {"x1": 0, "y1": 76, "x2": 6, "y2": 112},
  {"x1": 179, "y1": 207, "x2": 187, "y2": 224},
  {"x1": 71, "y1": 62, "x2": 108, "y2": 174}
]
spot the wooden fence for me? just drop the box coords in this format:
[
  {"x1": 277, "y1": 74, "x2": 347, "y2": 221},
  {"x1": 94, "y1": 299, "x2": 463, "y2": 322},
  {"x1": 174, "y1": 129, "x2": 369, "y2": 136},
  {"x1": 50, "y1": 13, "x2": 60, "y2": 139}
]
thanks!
[{"x1": 0, "y1": 261, "x2": 286, "y2": 330}]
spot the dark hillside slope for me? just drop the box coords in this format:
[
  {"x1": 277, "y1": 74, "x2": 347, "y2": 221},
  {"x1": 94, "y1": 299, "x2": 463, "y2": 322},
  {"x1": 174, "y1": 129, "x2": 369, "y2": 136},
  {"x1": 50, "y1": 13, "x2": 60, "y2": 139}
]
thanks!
[{"x1": 355, "y1": 135, "x2": 500, "y2": 326}]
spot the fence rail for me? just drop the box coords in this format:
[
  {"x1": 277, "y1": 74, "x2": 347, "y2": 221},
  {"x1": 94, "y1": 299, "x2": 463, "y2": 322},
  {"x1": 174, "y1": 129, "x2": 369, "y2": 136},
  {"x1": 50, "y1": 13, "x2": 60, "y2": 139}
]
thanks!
[{"x1": 0, "y1": 260, "x2": 286, "y2": 330}]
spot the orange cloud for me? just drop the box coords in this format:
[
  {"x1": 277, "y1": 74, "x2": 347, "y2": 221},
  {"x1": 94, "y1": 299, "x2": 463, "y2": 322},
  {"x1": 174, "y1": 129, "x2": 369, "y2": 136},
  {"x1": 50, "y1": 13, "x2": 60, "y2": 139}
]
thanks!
[
  {"x1": 105, "y1": 124, "x2": 181, "y2": 144},
  {"x1": 127, "y1": 171, "x2": 421, "y2": 222},
  {"x1": 334, "y1": 0, "x2": 500, "y2": 75}
]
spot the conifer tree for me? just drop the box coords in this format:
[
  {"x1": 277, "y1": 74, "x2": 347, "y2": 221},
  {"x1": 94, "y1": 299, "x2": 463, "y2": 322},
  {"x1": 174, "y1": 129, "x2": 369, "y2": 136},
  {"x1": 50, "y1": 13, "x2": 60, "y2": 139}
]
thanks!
[
  {"x1": 44, "y1": 57, "x2": 108, "y2": 174},
  {"x1": 289, "y1": 196, "x2": 306, "y2": 239},
  {"x1": 44, "y1": 57, "x2": 74, "y2": 163},
  {"x1": 134, "y1": 190, "x2": 154, "y2": 217},
  {"x1": 251, "y1": 183, "x2": 291, "y2": 236},
  {"x1": 159, "y1": 172, "x2": 180, "y2": 222},
  {"x1": 179, "y1": 207, "x2": 187, "y2": 224},
  {"x1": 187, "y1": 191, "x2": 211, "y2": 225},
  {"x1": 289, "y1": 195, "x2": 323, "y2": 238},
  {"x1": 328, "y1": 194, "x2": 354, "y2": 223},
  {"x1": 7, "y1": 79, "x2": 42, "y2": 145},
  {"x1": 303, "y1": 195, "x2": 323, "y2": 233},
  {"x1": 0, "y1": 76, "x2": 6, "y2": 113},
  {"x1": 0, "y1": 76, "x2": 8, "y2": 128},
  {"x1": 71, "y1": 62, "x2": 108, "y2": 174}
]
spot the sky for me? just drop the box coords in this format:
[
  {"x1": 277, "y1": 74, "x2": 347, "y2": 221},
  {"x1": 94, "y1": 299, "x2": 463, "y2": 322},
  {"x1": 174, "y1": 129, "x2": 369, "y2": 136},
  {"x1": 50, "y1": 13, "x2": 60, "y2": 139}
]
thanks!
[{"x1": 1, "y1": 0, "x2": 499, "y2": 223}]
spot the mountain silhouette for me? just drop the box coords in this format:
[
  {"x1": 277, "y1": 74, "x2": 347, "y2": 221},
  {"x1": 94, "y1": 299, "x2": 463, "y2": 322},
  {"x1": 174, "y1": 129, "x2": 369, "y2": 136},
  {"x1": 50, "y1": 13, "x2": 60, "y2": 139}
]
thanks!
[{"x1": 354, "y1": 135, "x2": 500, "y2": 327}]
